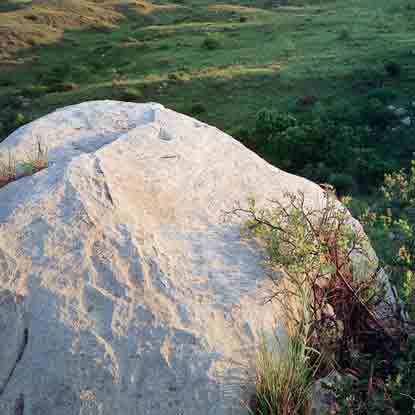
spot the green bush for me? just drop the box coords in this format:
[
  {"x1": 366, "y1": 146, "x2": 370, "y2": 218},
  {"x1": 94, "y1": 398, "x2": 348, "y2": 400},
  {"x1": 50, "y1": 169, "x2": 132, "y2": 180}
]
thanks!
[
  {"x1": 361, "y1": 98, "x2": 398, "y2": 128},
  {"x1": 385, "y1": 61, "x2": 402, "y2": 78},
  {"x1": 387, "y1": 336, "x2": 415, "y2": 413},
  {"x1": 22, "y1": 85, "x2": 50, "y2": 98},
  {"x1": 326, "y1": 338, "x2": 415, "y2": 415},
  {"x1": 328, "y1": 172, "x2": 355, "y2": 194},
  {"x1": 201, "y1": 36, "x2": 221, "y2": 50},
  {"x1": 299, "y1": 162, "x2": 331, "y2": 183},
  {"x1": 361, "y1": 161, "x2": 415, "y2": 316},
  {"x1": 251, "y1": 101, "x2": 415, "y2": 194},
  {"x1": 40, "y1": 64, "x2": 71, "y2": 86},
  {"x1": 255, "y1": 109, "x2": 297, "y2": 138},
  {"x1": 14, "y1": 113, "x2": 27, "y2": 128},
  {"x1": 338, "y1": 28, "x2": 351, "y2": 41},
  {"x1": 119, "y1": 87, "x2": 143, "y2": 101},
  {"x1": 189, "y1": 102, "x2": 207, "y2": 115},
  {"x1": 49, "y1": 82, "x2": 79, "y2": 93},
  {"x1": 367, "y1": 87, "x2": 398, "y2": 104}
]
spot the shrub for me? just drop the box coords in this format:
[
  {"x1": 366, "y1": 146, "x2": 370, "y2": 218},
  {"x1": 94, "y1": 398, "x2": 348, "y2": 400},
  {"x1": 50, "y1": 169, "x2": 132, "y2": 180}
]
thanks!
[
  {"x1": 231, "y1": 190, "x2": 414, "y2": 415},
  {"x1": 251, "y1": 103, "x2": 415, "y2": 194},
  {"x1": 22, "y1": 85, "x2": 50, "y2": 98},
  {"x1": 338, "y1": 28, "x2": 351, "y2": 41},
  {"x1": 361, "y1": 161, "x2": 415, "y2": 316},
  {"x1": 58, "y1": 82, "x2": 79, "y2": 92},
  {"x1": 189, "y1": 102, "x2": 207, "y2": 115},
  {"x1": 297, "y1": 95, "x2": 318, "y2": 107},
  {"x1": 230, "y1": 192, "x2": 396, "y2": 367},
  {"x1": 328, "y1": 172, "x2": 355, "y2": 194},
  {"x1": 325, "y1": 352, "x2": 397, "y2": 414},
  {"x1": 158, "y1": 43, "x2": 170, "y2": 51},
  {"x1": 119, "y1": 87, "x2": 143, "y2": 101},
  {"x1": 0, "y1": 79, "x2": 14, "y2": 87},
  {"x1": 299, "y1": 162, "x2": 331, "y2": 183},
  {"x1": 14, "y1": 113, "x2": 27, "y2": 128},
  {"x1": 385, "y1": 61, "x2": 402, "y2": 78},
  {"x1": 255, "y1": 109, "x2": 297, "y2": 138},
  {"x1": 168, "y1": 72, "x2": 181, "y2": 81},
  {"x1": 40, "y1": 64, "x2": 70, "y2": 85},
  {"x1": 361, "y1": 98, "x2": 398, "y2": 128},
  {"x1": 201, "y1": 36, "x2": 221, "y2": 50},
  {"x1": 367, "y1": 87, "x2": 398, "y2": 104},
  {"x1": 354, "y1": 68, "x2": 385, "y2": 88},
  {"x1": 326, "y1": 337, "x2": 415, "y2": 414},
  {"x1": 46, "y1": 82, "x2": 79, "y2": 93}
]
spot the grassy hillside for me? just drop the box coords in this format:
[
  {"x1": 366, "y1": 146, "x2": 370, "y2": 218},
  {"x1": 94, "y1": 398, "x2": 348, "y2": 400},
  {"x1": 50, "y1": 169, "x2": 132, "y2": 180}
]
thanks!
[{"x1": 1, "y1": 0, "x2": 415, "y2": 191}]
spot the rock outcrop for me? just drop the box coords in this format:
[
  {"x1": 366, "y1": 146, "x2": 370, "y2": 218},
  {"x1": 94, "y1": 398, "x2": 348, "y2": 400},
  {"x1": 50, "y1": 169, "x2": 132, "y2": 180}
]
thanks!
[{"x1": 0, "y1": 101, "x2": 327, "y2": 414}]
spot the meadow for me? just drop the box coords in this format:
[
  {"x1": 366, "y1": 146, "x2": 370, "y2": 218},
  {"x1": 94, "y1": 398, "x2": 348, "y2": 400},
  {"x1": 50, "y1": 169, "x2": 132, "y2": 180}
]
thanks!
[
  {"x1": 1, "y1": 0, "x2": 415, "y2": 194},
  {"x1": 1, "y1": 0, "x2": 414, "y2": 136}
]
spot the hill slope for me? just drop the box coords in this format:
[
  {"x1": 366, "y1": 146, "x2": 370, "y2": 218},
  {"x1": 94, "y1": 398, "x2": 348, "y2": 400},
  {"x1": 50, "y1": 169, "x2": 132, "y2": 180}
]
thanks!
[
  {"x1": 1, "y1": 0, "x2": 414, "y2": 194},
  {"x1": 0, "y1": 0, "x2": 122, "y2": 60}
]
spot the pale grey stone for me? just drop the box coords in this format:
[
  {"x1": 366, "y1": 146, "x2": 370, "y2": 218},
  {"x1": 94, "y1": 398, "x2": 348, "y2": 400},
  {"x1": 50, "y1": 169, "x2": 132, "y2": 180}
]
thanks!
[{"x1": 0, "y1": 101, "x2": 329, "y2": 414}]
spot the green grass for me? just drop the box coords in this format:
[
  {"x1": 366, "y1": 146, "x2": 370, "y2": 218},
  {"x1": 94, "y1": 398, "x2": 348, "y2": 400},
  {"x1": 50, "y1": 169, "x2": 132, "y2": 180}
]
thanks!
[
  {"x1": 252, "y1": 328, "x2": 320, "y2": 415},
  {"x1": 1, "y1": 0, "x2": 415, "y2": 147}
]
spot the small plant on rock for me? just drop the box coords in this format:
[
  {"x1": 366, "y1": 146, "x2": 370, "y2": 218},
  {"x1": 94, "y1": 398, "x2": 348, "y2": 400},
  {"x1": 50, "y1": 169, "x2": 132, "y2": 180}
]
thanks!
[
  {"x1": 252, "y1": 324, "x2": 321, "y2": 415},
  {"x1": 0, "y1": 140, "x2": 48, "y2": 189},
  {"x1": 0, "y1": 150, "x2": 17, "y2": 188}
]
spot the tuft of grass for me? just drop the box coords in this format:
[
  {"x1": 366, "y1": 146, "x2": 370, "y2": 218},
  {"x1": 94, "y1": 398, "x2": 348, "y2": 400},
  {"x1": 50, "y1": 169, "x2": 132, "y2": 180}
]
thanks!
[
  {"x1": 0, "y1": 140, "x2": 48, "y2": 189},
  {"x1": 250, "y1": 279, "x2": 322, "y2": 415},
  {"x1": 23, "y1": 140, "x2": 48, "y2": 173},
  {"x1": 0, "y1": 151, "x2": 17, "y2": 188},
  {"x1": 252, "y1": 326, "x2": 321, "y2": 415}
]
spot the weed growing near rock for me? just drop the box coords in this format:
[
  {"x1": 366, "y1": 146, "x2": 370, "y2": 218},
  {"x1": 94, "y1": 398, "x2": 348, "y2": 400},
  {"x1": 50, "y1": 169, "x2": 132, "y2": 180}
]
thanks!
[
  {"x1": 252, "y1": 327, "x2": 321, "y2": 415},
  {"x1": 0, "y1": 150, "x2": 17, "y2": 188},
  {"x1": 231, "y1": 191, "x2": 413, "y2": 414},
  {"x1": 0, "y1": 140, "x2": 48, "y2": 189}
]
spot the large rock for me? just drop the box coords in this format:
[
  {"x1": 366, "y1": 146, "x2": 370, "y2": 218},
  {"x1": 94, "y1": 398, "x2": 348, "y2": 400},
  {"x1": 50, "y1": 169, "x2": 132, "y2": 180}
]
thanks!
[{"x1": 0, "y1": 101, "x2": 327, "y2": 415}]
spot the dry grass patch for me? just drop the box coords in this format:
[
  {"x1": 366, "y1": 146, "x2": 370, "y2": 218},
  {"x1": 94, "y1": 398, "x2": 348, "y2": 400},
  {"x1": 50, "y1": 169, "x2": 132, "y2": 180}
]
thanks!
[{"x1": 0, "y1": 0, "x2": 121, "y2": 60}]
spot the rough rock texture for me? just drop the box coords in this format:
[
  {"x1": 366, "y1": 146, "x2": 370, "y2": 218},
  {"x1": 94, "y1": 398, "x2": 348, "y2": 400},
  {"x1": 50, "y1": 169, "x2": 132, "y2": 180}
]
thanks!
[
  {"x1": 0, "y1": 101, "x2": 327, "y2": 415},
  {"x1": 0, "y1": 291, "x2": 27, "y2": 396}
]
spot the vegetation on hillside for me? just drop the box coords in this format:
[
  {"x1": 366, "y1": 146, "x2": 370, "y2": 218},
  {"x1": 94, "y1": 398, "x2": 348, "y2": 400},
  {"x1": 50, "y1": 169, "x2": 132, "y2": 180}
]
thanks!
[
  {"x1": 245, "y1": 96, "x2": 415, "y2": 195},
  {"x1": 1, "y1": 0, "x2": 414, "y2": 172}
]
